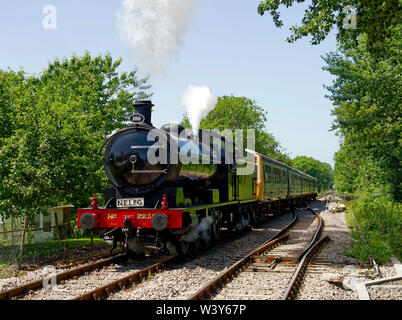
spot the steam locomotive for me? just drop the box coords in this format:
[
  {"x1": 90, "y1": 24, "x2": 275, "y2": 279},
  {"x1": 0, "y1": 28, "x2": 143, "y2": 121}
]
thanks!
[{"x1": 77, "y1": 101, "x2": 317, "y2": 255}]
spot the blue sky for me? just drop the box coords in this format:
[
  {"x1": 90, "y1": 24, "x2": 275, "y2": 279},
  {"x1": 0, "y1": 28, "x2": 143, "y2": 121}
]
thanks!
[{"x1": 0, "y1": 0, "x2": 340, "y2": 166}]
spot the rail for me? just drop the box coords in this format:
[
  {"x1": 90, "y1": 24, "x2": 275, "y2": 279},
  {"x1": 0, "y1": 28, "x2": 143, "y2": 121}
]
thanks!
[
  {"x1": 188, "y1": 206, "x2": 328, "y2": 300},
  {"x1": 0, "y1": 253, "x2": 127, "y2": 300},
  {"x1": 298, "y1": 207, "x2": 324, "y2": 260},
  {"x1": 74, "y1": 255, "x2": 177, "y2": 300},
  {"x1": 281, "y1": 206, "x2": 329, "y2": 300},
  {"x1": 188, "y1": 209, "x2": 298, "y2": 300},
  {"x1": 282, "y1": 235, "x2": 330, "y2": 300}
]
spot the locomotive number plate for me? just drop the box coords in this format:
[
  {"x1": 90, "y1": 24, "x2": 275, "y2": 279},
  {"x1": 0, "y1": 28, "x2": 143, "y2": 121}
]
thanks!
[
  {"x1": 117, "y1": 198, "x2": 144, "y2": 208},
  {"x1": 137, "y1": 213, "x2": 153, "y2": 220}
]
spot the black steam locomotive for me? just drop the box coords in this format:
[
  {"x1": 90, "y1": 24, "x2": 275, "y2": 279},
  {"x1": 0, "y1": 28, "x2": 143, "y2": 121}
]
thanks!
[{"x1": 78, "y1": 101, "x2": 317, "y2": 255}]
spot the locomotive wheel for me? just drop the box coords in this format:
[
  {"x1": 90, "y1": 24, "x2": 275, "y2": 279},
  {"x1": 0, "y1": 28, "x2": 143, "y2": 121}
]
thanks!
[
  {"x1": 233, "y1": 211, "x2": 248, "y2": 232},
  {"x1": 192, "y1": 237, "x2": 202, "y2": 254},
  {"x1": 250, "y1": 211, "x2": 257, "y2": 227},
  {"x1": 166, "y1": 240, "x2": 190, "y2": 257},
  {"x1": 200, "y1": 231, "x2": 212, "y2": 249},
  {"x1": 177, "y1": 240, "x2": 191, "y2": 257},
  {"x1": 212, "y1": 218, "x2": 221, "y2": 241},
  {"x1": 167, "y1": 233, "x2": 199, "y2": 257},
  {"x1": 126, "y1": 238, "x2": 145, "y2": 257},
  {"x1": 198, "y1": 217, "x2": 216, "y2": 249},
  {"x1": 209, "y1": 210, "x2": 222, "y2": 242},
  {"x1": 249, "y1": 206, "x2": 257, "y2": 227}
]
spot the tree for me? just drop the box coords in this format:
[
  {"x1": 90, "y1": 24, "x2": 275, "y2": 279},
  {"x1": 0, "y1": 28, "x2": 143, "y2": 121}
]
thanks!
[
  {"x1": 258, "y1": 0, "x2": 401, "y2": 262},
  {"x1": 0, "y1": 70, "x2": 27, "y2": 141},
  {"x1": 333, "y1": 142, "x2": 358, "y2": 194},
  {"x1": 257, "y1": 0, "x2": 401, "y2": 56},
  {"x1": 323, "y1": 26, "x2": 401, "y2": 201},
  {"x1": 0, "y1": 53, "x2": 152, "y2": 219},
  {"x1": 292, "y1": 156, "x2": 334, "y2": 192},
  {"x1": 181, "y1": 95, "x2": 291, "y2": 164},
  {"x1": 257, "y1": 1, "x2": 401, "y2": 201}
]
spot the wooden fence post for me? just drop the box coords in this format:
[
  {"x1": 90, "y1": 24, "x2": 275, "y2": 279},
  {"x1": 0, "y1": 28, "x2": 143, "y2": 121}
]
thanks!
[
  {"x1": 53, "y1": 211, "x2": 61, "y2": 246},
  {"x1": 18, "y1": 216, "x2": 28, "y2": 267},
  {"x1": 10, "y1": 215, "x2": 14, "y2": 245}
]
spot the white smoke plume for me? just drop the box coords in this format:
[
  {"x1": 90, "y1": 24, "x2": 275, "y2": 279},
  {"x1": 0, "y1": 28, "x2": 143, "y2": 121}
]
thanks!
[
  {"x1": 182, "y1": 216, "x2": 213, "y2": 244},
  {"x1": 116, "y1": 0, "x2": 200, "y2": 74},
  {"x1": 180, "y1": 85, "x2": 218, "y2": 137}
]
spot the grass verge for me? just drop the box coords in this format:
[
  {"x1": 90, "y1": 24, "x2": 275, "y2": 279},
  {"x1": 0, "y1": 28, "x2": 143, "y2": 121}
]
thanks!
[
  {"x1": 345, "y1": 196, "x2": 401, "y2": 264},
  {"x1": 0, "y1": 236, "x2": 109, "y2": 267},
  {"x1": 23, "y1": 236, "x2": 107, "y2": 258}
]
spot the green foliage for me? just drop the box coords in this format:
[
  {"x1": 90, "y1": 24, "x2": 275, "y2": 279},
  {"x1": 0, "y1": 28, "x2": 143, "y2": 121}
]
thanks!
[
  {"x1": 22, "y1": 236, "x2": 107, "y2": 259},
  {"x1": 0, "y1": 52, "x2": 152, "y2": 219},
  {"x1": 292, "y1": 156, "x2": 333, "y2": 192},
  {"x1": 257, "y1": 0, "x2": 401, "y2": 261},
  {"x1": 181, "y1": 95, "x2": 292, "y2": 164},
  {"x1": 326, "y1": 26, "x2": 401, "y2": 260},
  {"x1": 323, "y1": 26, "x2": 401, "y2": 201},
  {"x1": 345, "y1": 194, "x2": 402, "y2": 263},
  {"x1": 333, "y1": 142, "x2": 358, "y2": 194},
  {"x1": 257, "y1": 0, "x2": 402, "y2": 56}
]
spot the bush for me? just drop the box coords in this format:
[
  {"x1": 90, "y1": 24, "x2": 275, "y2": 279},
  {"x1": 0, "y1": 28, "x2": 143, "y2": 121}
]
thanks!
[{"x1": 345, "y1": 192, "x2": 401, "y2": 263}]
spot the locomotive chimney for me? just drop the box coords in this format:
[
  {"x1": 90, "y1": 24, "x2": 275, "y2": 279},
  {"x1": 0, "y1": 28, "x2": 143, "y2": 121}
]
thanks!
[{"x1": 134, "y1": 100, "x2": 154, "y2": 125}]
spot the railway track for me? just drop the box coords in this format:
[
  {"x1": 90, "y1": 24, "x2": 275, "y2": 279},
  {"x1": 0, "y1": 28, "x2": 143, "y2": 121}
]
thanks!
[
  {"x1": 0, "y1": 244, "x2": 178, "y2": 300},
  {"x1": 74, "y1": 256, "x2": 177, "y2": 300},
  {"x1": 282, "y1": 234, "x2": 330, "y2": 300},
  {"x1": 0, "y1": 252, "x2": 128, "y2": 300},
  {"x1": 1, "y1": 207, "x2": 315, "y2": 300},
  {"x1": 78, "y1": 208, "x2": 299, "y2": 300},
  {"x1": 103, "y1": 209, "x2": 300, "y2": 300},
  {"x1": 0, "y1": 218, "x2": 271, "y2": 300},
  {"x1": 9, "y1": 254, "x2": 173, "y2": 300},
  {"x1": 188, "y1": 207, "x2": 329, "y2": 300},
  {"x1": 55, "y1": 248, "x2": 123, "y2": 270}
]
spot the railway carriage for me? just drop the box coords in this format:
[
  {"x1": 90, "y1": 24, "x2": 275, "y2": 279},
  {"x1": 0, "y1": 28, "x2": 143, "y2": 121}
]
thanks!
[{"x1": 78, "y1": 101, "x2": 317, "y2": 255}]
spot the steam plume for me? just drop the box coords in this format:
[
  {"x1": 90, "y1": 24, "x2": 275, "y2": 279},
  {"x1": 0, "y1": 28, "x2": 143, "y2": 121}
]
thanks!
[
  {"x1": 180, "y1": 85, "x2": 218, "y2": 137},
  {"x1": 116, "y1": 0, "x2": 200, "y2": 74}
]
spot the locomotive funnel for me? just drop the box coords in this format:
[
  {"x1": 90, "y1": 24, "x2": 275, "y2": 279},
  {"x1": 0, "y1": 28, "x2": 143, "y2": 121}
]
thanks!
[{"x1": 134, "y1": 100, "x2": 154, "y2": 125}]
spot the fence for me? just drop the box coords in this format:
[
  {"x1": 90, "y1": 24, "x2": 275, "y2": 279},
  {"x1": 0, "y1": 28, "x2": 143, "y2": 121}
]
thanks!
[
  {"x1": 0, "y1": 220, "x2": 72, "y2": 265},
  {"x1": 0, "y1": 220, "x2": 106, "y2": 268}
]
